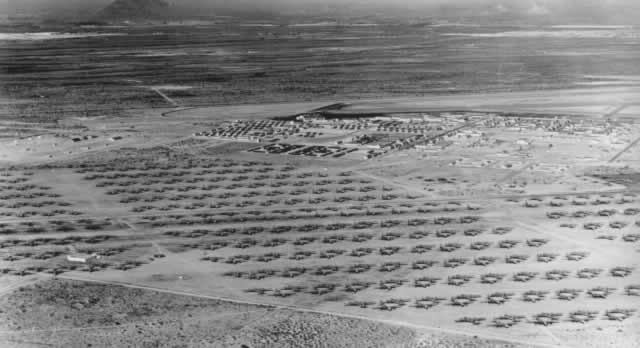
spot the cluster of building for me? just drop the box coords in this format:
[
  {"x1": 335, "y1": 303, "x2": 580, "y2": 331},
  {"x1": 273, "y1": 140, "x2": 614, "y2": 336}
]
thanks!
[
  {"x1": 196, "y1": 112, "x2": 622, "y2": 162},
  {"x1": 479, "y1": 116, "x2": 615, "y2": 135},
  {"x1": 365, "y1": 133, "x2": 455, "y2": 159},
  {"x1": 290, "y1": 145, "x2": 351, "y2": 157},
  {"x1": 375, "y1": 120, "x2": 444, "y2": 134},
  {"x1": 333, "y1": 123, "x2": 368, "y2": 131},
  {"x1": 249, "y1": 143, "x2": 303, "y2": 154},
  {"x1": 250, "y1": 143, "x2": 354, "y2": 158},
  {"x1": 297, "y1": 114, "x2": 370, "y2": 131},
  {"x1": 194, "y1": 120, "x2": 311, "y2": 142}
]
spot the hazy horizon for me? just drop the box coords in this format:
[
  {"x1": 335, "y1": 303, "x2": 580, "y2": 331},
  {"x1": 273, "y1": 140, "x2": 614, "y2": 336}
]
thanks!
[{"x1": 3, "y1": 0, "x2": 640, "y2": 25}]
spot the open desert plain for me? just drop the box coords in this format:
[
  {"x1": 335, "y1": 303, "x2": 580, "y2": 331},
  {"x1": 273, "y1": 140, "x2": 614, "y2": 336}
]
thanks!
[{"x1": 1, "y1": 1, "x2": 640, "y2": 347}]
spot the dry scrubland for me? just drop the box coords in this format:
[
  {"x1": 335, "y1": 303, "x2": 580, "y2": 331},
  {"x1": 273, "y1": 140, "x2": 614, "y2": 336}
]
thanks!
[
  {"x1": 3, "y1": 23, "x2": 640, "y2": 123},
  {"x1": 0, "y1": 279, "x2": 532, "y2": 348}
]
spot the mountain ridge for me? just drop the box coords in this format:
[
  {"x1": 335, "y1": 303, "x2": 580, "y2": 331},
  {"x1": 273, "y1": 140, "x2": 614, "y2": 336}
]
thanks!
[{"x1": 95, "y1": 0, "x2": 170, "y2": 21}]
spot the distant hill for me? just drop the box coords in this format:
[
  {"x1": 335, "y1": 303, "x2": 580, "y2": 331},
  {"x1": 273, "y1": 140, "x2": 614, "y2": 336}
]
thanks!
[{"x1": 95, "y1": 0, "x2": 170, "y2": 21}]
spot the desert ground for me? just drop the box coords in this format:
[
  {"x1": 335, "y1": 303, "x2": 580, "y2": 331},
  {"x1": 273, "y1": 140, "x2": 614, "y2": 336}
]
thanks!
[{"x1": 1, "y1": 21, "x2": 640, "y2": 348}]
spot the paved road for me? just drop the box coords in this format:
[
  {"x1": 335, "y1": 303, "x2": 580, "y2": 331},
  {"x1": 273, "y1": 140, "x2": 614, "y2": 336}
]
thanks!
[
  {"x1": 609, "y1": 136, "x2": 640, "y2": 162},
  {"x1": 151, "y1": 88, "x2": 179, "y2": 107},
  {"x1": 602, "y1": 104, "x2": 629, "y2": 119}
]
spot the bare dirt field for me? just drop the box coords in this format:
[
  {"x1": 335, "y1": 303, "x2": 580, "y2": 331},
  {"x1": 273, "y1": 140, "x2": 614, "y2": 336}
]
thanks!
[
  {"x1": 0, "y1": 278, "x2": 535, "y2": 348},
  {"x1": 2, "y1": 21, "x2": 640, "y2": 347},
  {"x1": 0, "y1": 88, "x2": 638, "y2": 346}
]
